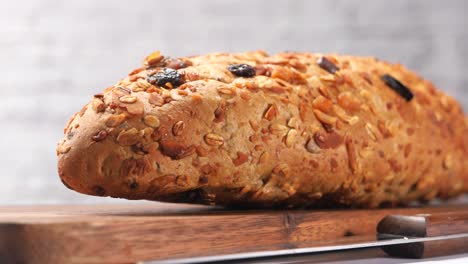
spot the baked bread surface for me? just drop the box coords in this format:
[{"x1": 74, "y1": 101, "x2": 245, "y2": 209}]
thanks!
[{"x1": 57, "y1": 51, "x2": 468, "y2": 208}]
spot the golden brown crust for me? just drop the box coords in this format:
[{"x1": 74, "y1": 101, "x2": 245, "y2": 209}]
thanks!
[{"x1": 57, "y1": 51, "x2": 468, "y2": 208}]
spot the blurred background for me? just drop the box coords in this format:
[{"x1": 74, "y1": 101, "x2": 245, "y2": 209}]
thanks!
[{"x1": 1, "y1": 0, "x2": 467, "y2": 204}]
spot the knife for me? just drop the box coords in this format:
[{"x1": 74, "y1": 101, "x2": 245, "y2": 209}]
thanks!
[{"x1": 152, "y1": 211, "x2": 468, "y2": 263}]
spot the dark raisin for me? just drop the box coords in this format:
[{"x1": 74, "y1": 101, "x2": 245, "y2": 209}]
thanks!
[
  {"x1": 147, "y1": 68, "x2": 183, "y2": 88},
  {"x1": 381, "y1": 74, "x2": 414, "y2": 101},
  {"x1": 317, "y1": 57, "x2": 340, "y2": 74},
  {"x1": 227, "y1": 64, "x2": 256, "y2": 77},
  {"x1": 198, "y1": 175, "x2": 208, "y2": 184},
  {"x1": 92, "y1": 186, "x2": 106, "y2": 196},
  {"x1": 66, "y1": 131, "x2": 74, "y2": 140},
  {"x1": 129, "y1": 181, "x2": 139, "y2": 190}
]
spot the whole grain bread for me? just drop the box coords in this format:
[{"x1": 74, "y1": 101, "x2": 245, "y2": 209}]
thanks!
[{"x1": 57, "y1": 51, "x2": 468, "y2": 208}]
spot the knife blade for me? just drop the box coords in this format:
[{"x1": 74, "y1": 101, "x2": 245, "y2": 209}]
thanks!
[
  {"x1": 151, "y1": 233, "x2": 468, "y2": 264},
  {"x1": 151, "y1": 211, "x2": 468, "y2": 263}
]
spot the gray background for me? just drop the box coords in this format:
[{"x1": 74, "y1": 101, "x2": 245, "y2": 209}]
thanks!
[{"x1": 1, "y1": 0, "x2": 467, "y2": 204}]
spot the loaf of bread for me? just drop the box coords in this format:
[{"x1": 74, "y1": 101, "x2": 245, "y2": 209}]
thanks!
[{"x1": 57, "y1": 51, "x2": 468, "y2": 208}]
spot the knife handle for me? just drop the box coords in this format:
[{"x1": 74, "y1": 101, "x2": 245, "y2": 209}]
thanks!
[{"x1": 377, "y1": 210, "x2": 468, "y2": 258}]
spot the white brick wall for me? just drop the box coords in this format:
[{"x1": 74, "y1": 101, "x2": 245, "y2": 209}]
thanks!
[{"x1": 1, "y1": 0, "x2": 466, "y2": 204}]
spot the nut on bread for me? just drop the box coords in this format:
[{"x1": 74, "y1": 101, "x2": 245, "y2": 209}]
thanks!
[{"x1": 57, "y1": 51, "x2": 468, "y2": 208}]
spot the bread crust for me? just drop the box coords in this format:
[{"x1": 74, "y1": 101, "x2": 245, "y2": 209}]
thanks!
[{"x1": 57, "y1": 51, "x2": 468, "y2": 208}]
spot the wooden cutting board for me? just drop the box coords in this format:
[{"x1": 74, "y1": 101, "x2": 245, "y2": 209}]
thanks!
[{"x1": 1, "y1": 203, "x2": 467, "y2": 264}]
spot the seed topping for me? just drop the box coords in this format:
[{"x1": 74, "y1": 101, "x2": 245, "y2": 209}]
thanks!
[
  {"x1": 159, "y1": 139, "x2": 194, "y2": 160},
  {"x1": 305, "y1": 138, "x2": 321, "y2": 153},
  {"x1": 172, "y1": 121, "x2": 185, "y2": 136},
  {"x1": 106, "y1": 114, "x2": 126, "y2": 127},
  {"x1": 204, "y1": 133, "x2": 224, "y2": 146},
  {"x1": 119, "y1": 95, "x2": 137, "y2": 104},
  {"x1": 314, "y1": 131, "x2": 343, "y2": 149},
  {"x1": 263, "y1": 104, "x2": 278, "y2": 121},
  {"x1": 345, "y1": 139, "x2": 358, "y2": 174},
  {"x1": 143, "y1": 115, "x2": 160, "y2": 128},
  {"x1": 165, "y1": 58, "x2": 190, "y2": 69},
  {"x1": 117, "y1": 128, "x2": 140, "y2": 146},
  {"x1": 92, "y1": 130, "x2": 108, "y2": 142},
  {"x1": 144, "y1": 51, "x2": 164, "y2": 68},
  {"x1": 285, "y1": 129, "x2": 298, "y2": 147},
  {"x1": 232, "y1": 151, "x2": 249, "y2": 166}
]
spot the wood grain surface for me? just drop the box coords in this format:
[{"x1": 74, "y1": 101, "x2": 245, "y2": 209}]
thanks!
[{"x1": 1, "y1": 204, "x2": 467, "y2": 263}]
